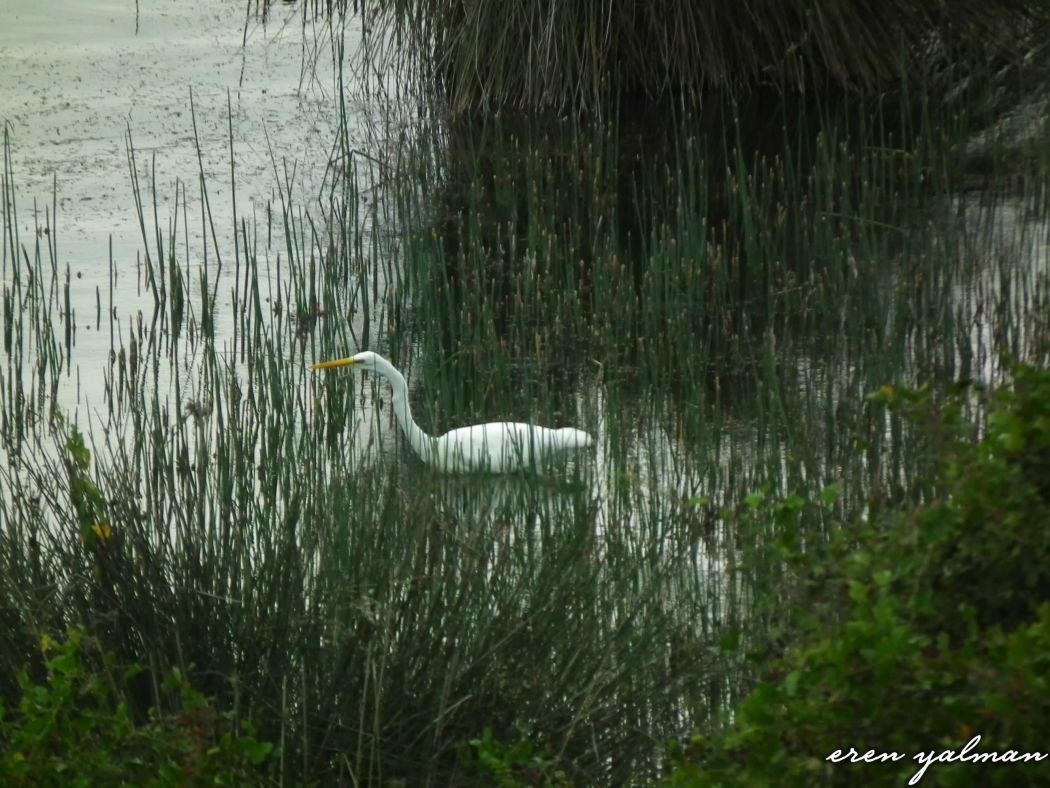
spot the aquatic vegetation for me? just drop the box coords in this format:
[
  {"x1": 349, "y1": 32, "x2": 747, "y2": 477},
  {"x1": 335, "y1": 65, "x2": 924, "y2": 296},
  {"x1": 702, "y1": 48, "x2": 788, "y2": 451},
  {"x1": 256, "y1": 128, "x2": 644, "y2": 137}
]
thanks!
[
  {"x1": 365, "y1": 0, "x2": 1047, "y2": 113},
  {"x1": 1, "y1": 32, "x2": 1048, "y2": 783}
]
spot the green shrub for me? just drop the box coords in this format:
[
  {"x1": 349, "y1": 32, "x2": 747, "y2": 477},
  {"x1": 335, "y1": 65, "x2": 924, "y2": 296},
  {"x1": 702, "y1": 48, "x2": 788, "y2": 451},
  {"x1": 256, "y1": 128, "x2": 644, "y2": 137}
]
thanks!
[
  {"x1": 665, "y1": 366, "x2": 1050, "y2": 787},
  {"x1": 0, "y1": 629, "x2": 274, "y2": 786},
  {"x1": 459, "y1": 726, "x2": 572, "y2": 788}
]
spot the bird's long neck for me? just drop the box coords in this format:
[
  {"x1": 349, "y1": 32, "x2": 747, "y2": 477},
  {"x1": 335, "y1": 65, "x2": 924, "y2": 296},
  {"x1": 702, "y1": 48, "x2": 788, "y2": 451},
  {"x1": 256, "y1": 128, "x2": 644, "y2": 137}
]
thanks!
[{"x1": 373, "y1": 356, "x2": 436, "y2": 462}]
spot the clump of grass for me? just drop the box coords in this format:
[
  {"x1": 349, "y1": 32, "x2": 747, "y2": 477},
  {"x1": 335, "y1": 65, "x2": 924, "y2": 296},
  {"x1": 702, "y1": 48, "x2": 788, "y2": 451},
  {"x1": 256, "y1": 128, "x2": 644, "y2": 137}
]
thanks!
[{"x1": 363, "y1": 0, "x2": 1046, "y2": 113}]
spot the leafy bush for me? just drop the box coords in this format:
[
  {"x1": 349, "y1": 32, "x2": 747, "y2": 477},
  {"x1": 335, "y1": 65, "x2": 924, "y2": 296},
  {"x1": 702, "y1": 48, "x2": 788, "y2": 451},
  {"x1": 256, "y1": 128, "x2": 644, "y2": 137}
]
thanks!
[
  {"x1": 664, "y1": 366, "x2": 1050, "y2": 787},
  {"x1": 0, "y1": 629, "x2": 274, "y2": 786},
  {"x1": 459, "y1": 726, "x2": 572, "y2": 788}
]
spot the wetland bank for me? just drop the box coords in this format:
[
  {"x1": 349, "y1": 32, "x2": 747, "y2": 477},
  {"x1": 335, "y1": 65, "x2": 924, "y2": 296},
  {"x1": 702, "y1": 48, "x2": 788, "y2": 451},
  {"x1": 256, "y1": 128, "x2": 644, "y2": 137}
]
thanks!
[{"x1": 2, "y1": 1, "x2": 1049, "y2": 784}]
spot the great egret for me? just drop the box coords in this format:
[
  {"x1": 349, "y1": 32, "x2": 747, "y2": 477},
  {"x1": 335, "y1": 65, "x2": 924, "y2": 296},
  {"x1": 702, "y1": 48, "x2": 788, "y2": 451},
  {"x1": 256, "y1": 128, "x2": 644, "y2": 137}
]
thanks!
[{"x1": 312, "y1": 351, "x2": 593, "y2": 472}]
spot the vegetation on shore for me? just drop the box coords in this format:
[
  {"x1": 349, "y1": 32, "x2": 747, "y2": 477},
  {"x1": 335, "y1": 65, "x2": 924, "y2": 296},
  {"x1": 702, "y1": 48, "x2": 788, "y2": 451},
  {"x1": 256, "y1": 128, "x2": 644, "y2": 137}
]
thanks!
[{"x1": 662, "y1": 366, "x2": 1050, "y2": 786}]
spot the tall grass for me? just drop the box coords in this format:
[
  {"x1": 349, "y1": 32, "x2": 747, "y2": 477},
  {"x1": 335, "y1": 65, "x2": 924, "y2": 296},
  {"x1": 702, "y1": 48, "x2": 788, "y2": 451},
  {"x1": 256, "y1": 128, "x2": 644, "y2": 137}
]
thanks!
[
  {"x1": 0, "y1": 112, "x2": 722, "y2": 783},
  {"x1": 363, "y1": 0, "x2": 1047, "y2": 113},
  {"x1": 2, "y1": 59, "x2": 1049, "y2": 786}
]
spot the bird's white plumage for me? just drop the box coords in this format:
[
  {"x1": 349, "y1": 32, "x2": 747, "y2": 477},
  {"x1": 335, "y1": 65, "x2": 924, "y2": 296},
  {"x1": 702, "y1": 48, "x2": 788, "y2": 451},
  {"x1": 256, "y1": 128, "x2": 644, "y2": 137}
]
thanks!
[{"x1": 312, "y1": 351, "x2": 592, "y2": 472}]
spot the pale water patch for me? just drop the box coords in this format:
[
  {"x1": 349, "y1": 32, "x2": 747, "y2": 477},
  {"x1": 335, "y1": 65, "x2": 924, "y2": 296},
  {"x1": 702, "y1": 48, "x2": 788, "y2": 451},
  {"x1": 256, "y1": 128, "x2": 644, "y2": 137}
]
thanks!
[
  {"x1": 0, "y1": 0, "x2": 346, "y2": 260},
  {"x1": 0, "y1": 0, "x2": 374, "y2": 420}
]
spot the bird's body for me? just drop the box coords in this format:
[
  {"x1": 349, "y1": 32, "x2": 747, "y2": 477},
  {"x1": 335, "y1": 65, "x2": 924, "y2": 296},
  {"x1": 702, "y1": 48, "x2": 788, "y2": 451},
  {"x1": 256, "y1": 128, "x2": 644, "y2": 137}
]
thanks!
[
  {"x1": 312, "y1": 351, "x2": 592, "y2": 472},
  {"x1": 431, "y1": 422, "x2": 592, "y2": 472}
]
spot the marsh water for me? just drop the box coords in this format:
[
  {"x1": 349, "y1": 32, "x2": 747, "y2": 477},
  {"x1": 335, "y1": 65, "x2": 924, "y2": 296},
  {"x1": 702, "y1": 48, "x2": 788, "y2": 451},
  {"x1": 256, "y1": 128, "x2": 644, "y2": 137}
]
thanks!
[{"x1": 2, "y1": 2, "x2": 1049, "y2": 782}]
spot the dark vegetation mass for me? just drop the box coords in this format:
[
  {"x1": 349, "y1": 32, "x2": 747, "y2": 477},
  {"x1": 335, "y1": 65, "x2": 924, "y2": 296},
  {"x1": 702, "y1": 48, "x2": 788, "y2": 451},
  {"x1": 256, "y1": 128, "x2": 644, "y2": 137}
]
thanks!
[{"x1": 369, "y1": 0, "x2": 1046, "y2": 113}]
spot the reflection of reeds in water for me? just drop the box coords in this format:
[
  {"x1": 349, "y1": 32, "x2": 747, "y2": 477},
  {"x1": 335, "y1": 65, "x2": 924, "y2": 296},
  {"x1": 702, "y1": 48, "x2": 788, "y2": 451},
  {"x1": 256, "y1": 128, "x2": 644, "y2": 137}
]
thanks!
[{"x1": 1, "y1": 79, "x2": 1049, "y2": 782}]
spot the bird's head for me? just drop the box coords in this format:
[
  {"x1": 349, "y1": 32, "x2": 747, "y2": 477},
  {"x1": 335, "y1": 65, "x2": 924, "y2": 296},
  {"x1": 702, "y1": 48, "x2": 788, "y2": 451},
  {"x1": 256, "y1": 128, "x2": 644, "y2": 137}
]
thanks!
[{"x1": 311, "y1": 351, "x2": 378, "y2": 373}]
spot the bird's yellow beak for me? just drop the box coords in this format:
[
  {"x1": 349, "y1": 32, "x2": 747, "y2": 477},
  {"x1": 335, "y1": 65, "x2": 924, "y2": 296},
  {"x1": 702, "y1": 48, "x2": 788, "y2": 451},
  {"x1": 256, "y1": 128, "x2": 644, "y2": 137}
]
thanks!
[{"x1": 311, "y1": 358, "x2": 358, "y2": 371}]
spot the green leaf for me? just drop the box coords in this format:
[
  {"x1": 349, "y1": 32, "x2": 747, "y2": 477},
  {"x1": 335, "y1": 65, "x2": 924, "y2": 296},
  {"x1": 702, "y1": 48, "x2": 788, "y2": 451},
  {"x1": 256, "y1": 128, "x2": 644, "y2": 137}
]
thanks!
[{"x1": 848, "y1": 581, "x2": 869, "y2": 605}]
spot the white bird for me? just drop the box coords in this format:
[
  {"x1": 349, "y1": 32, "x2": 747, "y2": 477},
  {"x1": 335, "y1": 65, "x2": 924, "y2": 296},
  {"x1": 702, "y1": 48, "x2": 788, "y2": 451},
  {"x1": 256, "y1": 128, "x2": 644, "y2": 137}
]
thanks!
[{"x1": 312, "y1": 351, "x2": 593, "y2": 472}]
